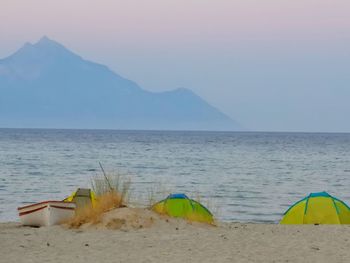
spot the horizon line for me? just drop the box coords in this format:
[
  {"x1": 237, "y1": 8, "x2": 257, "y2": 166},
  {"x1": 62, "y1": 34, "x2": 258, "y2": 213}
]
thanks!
[{"x1": 0, "y1": 127, "x2": 349, "y2": 135}]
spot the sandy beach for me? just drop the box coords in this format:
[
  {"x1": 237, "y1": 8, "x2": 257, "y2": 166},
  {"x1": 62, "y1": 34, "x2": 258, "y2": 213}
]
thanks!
[{"x1": 1, "y1": 208, "x2": 350, "y2": 263}]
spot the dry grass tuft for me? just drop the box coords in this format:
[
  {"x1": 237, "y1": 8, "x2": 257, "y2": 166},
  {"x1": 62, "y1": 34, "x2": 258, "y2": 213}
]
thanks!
[
  {"x1": 67, "y1": 171, "x2": 131, "y2": 228},
  {"x1": 67, "y1": 191, "x2": 124, "y2": 228},
  {"x1": 91, "y1": 171, "x2": 131, "y2": 201}
]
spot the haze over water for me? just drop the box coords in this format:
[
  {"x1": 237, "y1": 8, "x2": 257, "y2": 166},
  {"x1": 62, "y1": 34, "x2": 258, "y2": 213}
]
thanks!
[
  {"x1": 2, "y1": 1, "x2": 350, "y2": 133},
  {"x1": 0, "y1": 129, "x2": 349, "y2": 223}
]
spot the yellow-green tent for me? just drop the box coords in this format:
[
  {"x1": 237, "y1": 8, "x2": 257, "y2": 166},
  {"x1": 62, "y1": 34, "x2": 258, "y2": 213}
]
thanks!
[
  {"x1": 280, "y1": 192, "x2": 350, "y2": 224},
  {"x1": 152, "y1": 193, "x2": 214, "y2": 224},
  {"x1": 63, "y1": 188, "x2": 97, "y2": 209}
]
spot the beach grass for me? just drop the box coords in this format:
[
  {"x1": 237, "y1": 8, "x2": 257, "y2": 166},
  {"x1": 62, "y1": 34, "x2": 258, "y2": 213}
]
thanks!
[
  {"x1": 91, "y1": 171, "x2": 131, "y2": 200},
  {"x1": 67, "y1": 171, "x2": 131, "y2": 228},
  {"x1": 146, "y1": 182, "x2": 171, "y2": 208}
]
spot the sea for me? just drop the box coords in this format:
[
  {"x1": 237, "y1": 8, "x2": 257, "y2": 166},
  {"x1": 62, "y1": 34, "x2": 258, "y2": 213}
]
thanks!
[{"x1": 0, "y1": 128, "x2": 349, "y2": 223}]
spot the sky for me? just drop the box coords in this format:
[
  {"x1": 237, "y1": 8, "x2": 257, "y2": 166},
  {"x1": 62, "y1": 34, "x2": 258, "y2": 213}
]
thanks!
[{"x1": 1, "y1": 0, "x2": 350, "y2": 132}]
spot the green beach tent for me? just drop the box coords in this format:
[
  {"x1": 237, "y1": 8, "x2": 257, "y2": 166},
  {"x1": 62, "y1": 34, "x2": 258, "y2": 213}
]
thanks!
[
  {"x1": 280, "y1": 192, "x2": 350, "y2": 224},
  {"x1": 152, "y1": 193, "x2": 214, "y2": 224}
]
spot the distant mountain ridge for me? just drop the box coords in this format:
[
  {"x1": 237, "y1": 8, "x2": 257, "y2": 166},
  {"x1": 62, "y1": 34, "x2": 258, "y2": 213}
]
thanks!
[{"x1": 0, "y1": 36, "x2": 239, "y2": 130}]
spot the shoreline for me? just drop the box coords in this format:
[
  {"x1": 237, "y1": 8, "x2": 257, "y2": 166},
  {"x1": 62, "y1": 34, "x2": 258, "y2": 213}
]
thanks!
[{"x1": 1, "y1": 221, "x2": 349, "y2": 263}]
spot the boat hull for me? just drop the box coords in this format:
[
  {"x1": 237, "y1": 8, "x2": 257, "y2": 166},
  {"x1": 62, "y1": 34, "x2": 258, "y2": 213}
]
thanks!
[{"x1": 18, "y1": 201, "x2": 76, "y2": 227}]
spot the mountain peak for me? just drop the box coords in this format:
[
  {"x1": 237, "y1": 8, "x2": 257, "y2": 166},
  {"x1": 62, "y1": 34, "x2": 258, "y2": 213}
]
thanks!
[
  {"x1": 3, "y1": 36, "x2": 81, "y2": 65},
  {"x1": 36, "y1": 36, "x2": 60, "y2": 47},
  {"x1": 0, "y1": 36, "x2": 83, "y2": 81},
  {"x1": 0, "y1": 36, "x2": 73, "y2": 63},
  {"x1": 38, "y1": 35, "x2": 51, "y2": 43},
  {"x1": 33, "y1": 36, "x2": 67, "y2": 52}
]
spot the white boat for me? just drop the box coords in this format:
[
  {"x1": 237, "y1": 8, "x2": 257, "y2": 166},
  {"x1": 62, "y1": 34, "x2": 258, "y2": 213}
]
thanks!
[{"x1": 18, "y1": 201, "x2": 76, "y2": 227}]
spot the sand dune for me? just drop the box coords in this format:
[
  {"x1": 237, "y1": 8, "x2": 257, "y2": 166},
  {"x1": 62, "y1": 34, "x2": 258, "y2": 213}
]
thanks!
[{"x1": 1, "y1": 208, "x2": 350, "y2": 263}]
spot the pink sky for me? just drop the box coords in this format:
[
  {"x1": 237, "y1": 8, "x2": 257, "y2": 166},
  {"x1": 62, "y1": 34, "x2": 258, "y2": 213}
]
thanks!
[{"x1": 2, "y1": 0, "x2": 349, "y2": 53}]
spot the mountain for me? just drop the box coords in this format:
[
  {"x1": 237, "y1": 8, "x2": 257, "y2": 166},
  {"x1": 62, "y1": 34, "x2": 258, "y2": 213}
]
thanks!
[{"x1": 0, "y1": 36, "x2": 239, "y2": 130}]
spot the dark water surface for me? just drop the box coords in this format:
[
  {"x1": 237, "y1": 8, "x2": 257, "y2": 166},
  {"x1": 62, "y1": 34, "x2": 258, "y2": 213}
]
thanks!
[{"x1": 0, "y1": 129, "x2": 349, "y2": 222}]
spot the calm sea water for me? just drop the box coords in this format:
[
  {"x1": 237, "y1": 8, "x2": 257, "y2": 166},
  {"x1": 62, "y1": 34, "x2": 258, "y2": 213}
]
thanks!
[{"x1": 0, "y1": 128, "x2": 349, "y2": 223}]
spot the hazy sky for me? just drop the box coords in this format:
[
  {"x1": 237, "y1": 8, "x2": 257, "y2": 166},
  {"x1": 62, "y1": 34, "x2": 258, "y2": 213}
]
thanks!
[{"x1": 1, "y1": 0, "x2": 350, "y2": 132}]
